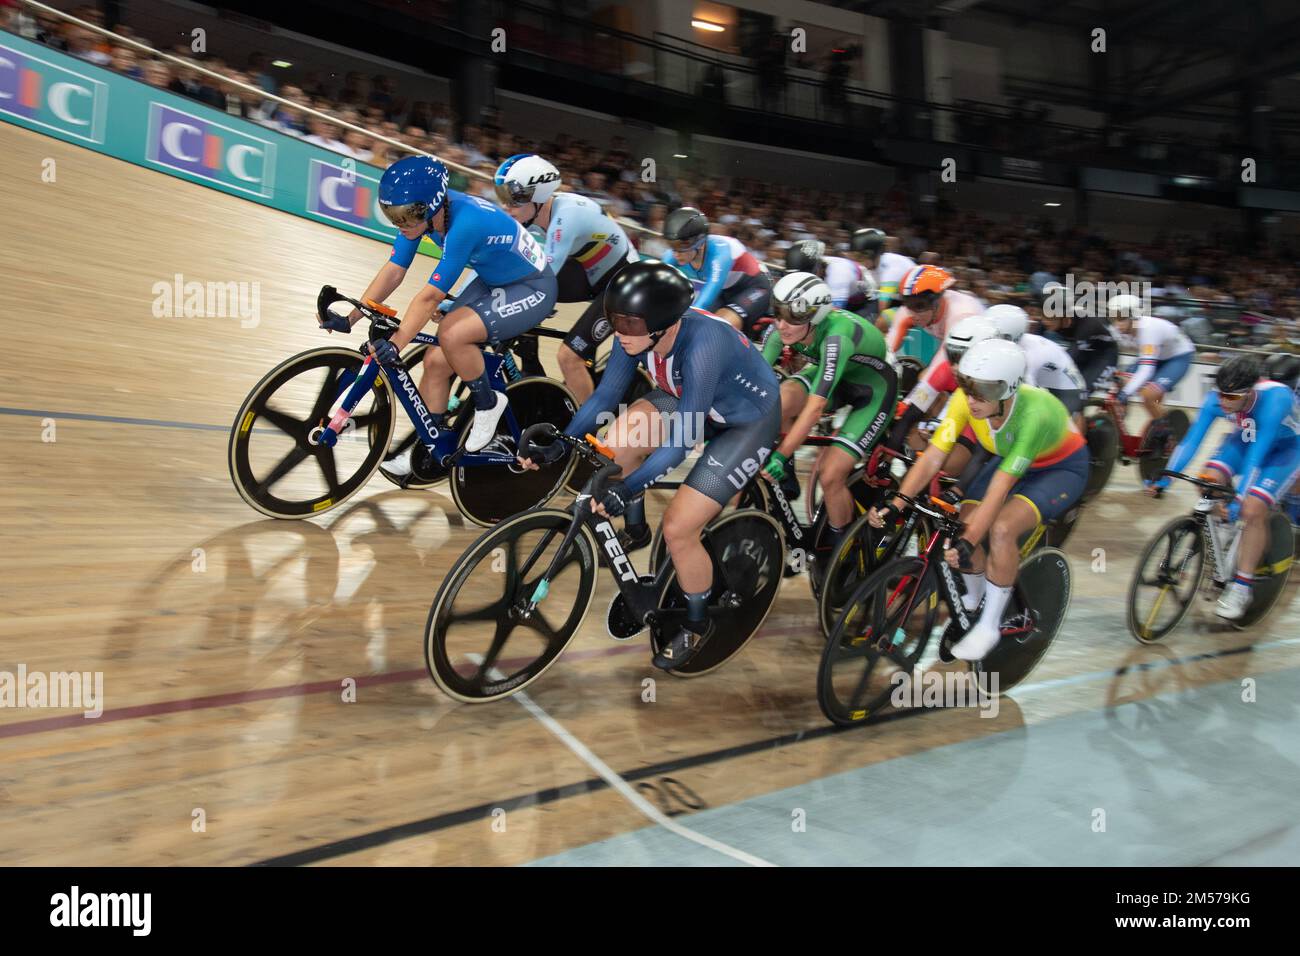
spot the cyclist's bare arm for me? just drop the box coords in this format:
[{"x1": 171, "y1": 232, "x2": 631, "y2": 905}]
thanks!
[
  {"x1": 778, "y1": 393, "x2": 829, "y2": 460},
  {"x1": 350, "y1": 261, "x2": 407, "y2": 326}
]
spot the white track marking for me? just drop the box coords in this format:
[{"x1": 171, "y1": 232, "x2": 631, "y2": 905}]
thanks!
[{"x1": 468, "y1": 656, "x2": 775, "y2": 866}]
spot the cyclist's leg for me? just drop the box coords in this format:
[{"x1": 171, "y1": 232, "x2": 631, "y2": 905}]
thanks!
[
  {"x1": 1223, "y1": 442, "x2": 1300, "y2": 614},
  {"x1": 555, "y1": 261, "x2": 612, "y2": 402},
  {"x1": 824, "y1": 384, "x2": 892, "y2": 529},
  {"x1": 655, "y1": 404, "x2": 780, "y2": 666},
  {"x1": 1143, "y1": 351, "x2": 1192, "y2": 422},
  {"x1": 716, "y1": 276, "x2": 772, "y2": 340},
  {"x1": 444, "y1": 271, "x2": 558, "y2": 447}
]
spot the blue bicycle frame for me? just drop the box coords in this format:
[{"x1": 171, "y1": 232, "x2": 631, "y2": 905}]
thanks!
[{"x1": 315, "y1": 332, "x2": 526, "y2": 469}]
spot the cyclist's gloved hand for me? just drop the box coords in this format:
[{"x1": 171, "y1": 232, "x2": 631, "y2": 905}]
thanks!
[
  {"x1": 763, "y1": 451, "x2": 789, "y2": 483},
  {"x1": 874, "y1": 501, "x2": 902, "y2": 527},
  {"x1": 595, "y1": 479, "x2": 632, "y2": 518},
  {"x1": 950, "y1": 537, "x2": 976, "y2": 571},
  {"x1": 363, "y1": 338, "x2": 402, "y2": 369},
  {"x1": 319, "y1": 311, "x2": 352, "y2": 334}
]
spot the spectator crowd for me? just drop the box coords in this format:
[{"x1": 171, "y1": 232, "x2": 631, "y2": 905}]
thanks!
[{"x1": 5, "y1": 1, "x2": 1298, "y2": 349}]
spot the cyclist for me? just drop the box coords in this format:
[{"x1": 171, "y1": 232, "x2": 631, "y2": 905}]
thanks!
[
  {"x1": 868, "y1": 339, "x2": 1089, "y2": 660},
  {"x1": 882, "y1": 264, "x2": 985, "y2": 447},
  {"x1": 1108, "y1": 293, "x2": 1195, "y2": 428},
  {"x1": 660, "y1": 206, "x2": 773, "y2": 339},
  {"x1": 846, "y1": 227, "x2": 915, "y2": 313},
  {"x1": 325, "y1": 155, "x2": 558, "y2": 474},
  {"x1": 519, "y1": 260, "x2": 781, "y2": 670},
  {"x1": 1035, "y1": 282, "x2": 1119, "y2": 396},
  {"x1": 785, "y1": 239, "x2": 880, "y2": 319},
  {"x1": 494, "y1": 153, "x2": 638, "y2": 403},
  {"x1": 757, "y1": 271, "x2": 897, "y2": 574},
  {"x1": 986, "y1": 304, "x2": 1088, "y2": 421},
  {"x1": 1148, "y1": 354, "x2": 1300, "y2": 620}
]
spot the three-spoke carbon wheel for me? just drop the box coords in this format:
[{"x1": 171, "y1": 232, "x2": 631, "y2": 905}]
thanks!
[{"x1": 1126, "y1": 515, "x2": 1205, "y2": 643}]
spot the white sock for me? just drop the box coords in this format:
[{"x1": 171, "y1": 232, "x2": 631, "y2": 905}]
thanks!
[
  {"x1": 975, "y1": 582, "x2": 1014, "y2": 633},
  {"x1": 961, "y1": 572, "x2": 986, "y2": 611}
]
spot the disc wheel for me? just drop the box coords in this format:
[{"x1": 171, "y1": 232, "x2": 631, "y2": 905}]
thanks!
[
  {"x1": 449, "y1": 378, "x2": 578, "y2": 527},
  {"x1": 1235, "y1": 511, "x2": 1295, "y2": 629},
  {"x1": 972, "y1": 547, "x2": 1071, "y2": 695},
  {"x1": 649, "y1": 510, "x2": 783, "y2": 676},
  {"x1": 228, "y1": 347, "x2": 394, "y2": 519},
  {"x1": 1083, "y1": 412, "x2": 1119, "y2": 500},
  {"x1": 1138, "y1": 409, "x2": 1190, "y2": 483}
]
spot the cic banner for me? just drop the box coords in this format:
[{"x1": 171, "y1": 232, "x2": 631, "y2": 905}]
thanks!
[{"x1": 0, "y1": 29, "x2": 440, "y2": 255}]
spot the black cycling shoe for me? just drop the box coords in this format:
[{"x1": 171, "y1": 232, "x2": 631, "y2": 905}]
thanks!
[
  {"x1": 653, "y1": 619, "x2": 713, "y2": 671},
  {"x1": 619, "y1": 523, "x2": 652, "y2": 553}
]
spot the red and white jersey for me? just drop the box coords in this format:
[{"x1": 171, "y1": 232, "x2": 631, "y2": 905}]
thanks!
[{"x1": 892, "y1": 290, "x2": 984, "y2": 410}]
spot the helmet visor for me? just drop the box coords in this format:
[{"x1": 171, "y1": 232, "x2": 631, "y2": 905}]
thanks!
[
  {"x1": 609, "y1": 312, "x2": 651, "y2": 337},
  {"x1": 380, "y1": 201, "x2": 429, "y2": 229},
  {"x1": 671, "y1": 236, "x2": 704, "y2": 257},
  {"x1": 955, "y1": 372, "x2": 1009, "y2": 403},
  {"x1": 494, "y1": 181, "x2": 531, "y2": 207},
  {"x1": 774, "y1": 301, "x2": 811, "y2": 326},
  {"x1": 901, "y1": 292, "x2": 939, "y2": 314}
]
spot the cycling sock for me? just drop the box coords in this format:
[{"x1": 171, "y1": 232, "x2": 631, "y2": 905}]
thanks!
[
  {"x1": 624, "y1": 497, "x2": 647, "y2": 532},
  {"x1": 961, "y1": 572, "x2": 986, "y2": 611},
  {"x1": 684, "y1": 588, "x2": 711, "y2": 625},
  {"x1": 1233, "y1": 572, "x2": 1255, "y2": 590},
  {"x1": 975, "y1": 582, "x2": 1014, "y2": 632},
  {"x1": 467, "y1": 372, "x2": 498, "y2": 410}
]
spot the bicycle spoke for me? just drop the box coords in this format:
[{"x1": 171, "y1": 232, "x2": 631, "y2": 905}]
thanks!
[
  {"x1": 309, "y1": 366, "x2": 347, "y2": 424},
  {"x1": 476, "y1": 618, "x2": 516, "y2": 679},
  {"x1": 252, "y1": 401, "x2": 305, "y2": 437},
  {"x1": 315, "y1": 447, "x2": 341, "y2": 496},
  {"x1": 256, "y1": 445, "x2": 312, "y2": 493},
  {"x1": 350, "y1": 409, "x2": 385, "y2": 430}
]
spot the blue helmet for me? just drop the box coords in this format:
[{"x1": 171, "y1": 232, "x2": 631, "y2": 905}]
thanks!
[{"x1": 378, "y1": 155, "x2": 448, "y2": 229}]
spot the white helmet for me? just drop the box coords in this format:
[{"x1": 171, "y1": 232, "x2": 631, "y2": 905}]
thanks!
[
  {"x1": 944, "y1": 315, "x2": 1000, "y2": 364},
  {"x1": 985, "y1": 304, "x2": 1031, "y2": 343},
  {"x1": 773, "y1": 271, "x2": 834, "y2": 326},
  {"x1": 1106, "y1": 293, "x2": 1144, "y2": 320},
  {"x1": 957, "y1": 338, "x2": 1027, "y2": 402},
  {"x1": 494, "y1": 153, "x2": 562, "y2": 207}
]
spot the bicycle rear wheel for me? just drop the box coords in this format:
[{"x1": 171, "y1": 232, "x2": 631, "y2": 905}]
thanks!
[
  {"x1": 1126, "y1": 515, "x2": 1204, "y2": 643},
  {"x1": 972, "y1": 547, "x2": 1071, "y2": 695},
  {"x1": 807, "y1": 472, "x2": 882, "y2": 601},
  {"x1": 425, "y1": 509, "x2": 598, "y2": 702},
  {"x1": 818, "y1": 556, "x2": 942, "y2": 725},
  {"x1": 1083, "y1": 412, "x2": 1119, "y2": 499},
  {"x1": 449, "y1": 378, "x2": 578, "y2": 527},
  {"x1": 650, "y1": 510, "x2": 783, "y2": 677},
  {"x1": 1236, "y1": 511, "x2": 1295, "y2": 629},
  {"x1": 1138, "y1": 409, "x2": 1190, "y2": 483},
  {"x1": 228, "y1": 347, "x2": 394, "y2": 519}
]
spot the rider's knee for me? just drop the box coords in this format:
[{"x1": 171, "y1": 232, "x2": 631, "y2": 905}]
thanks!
[
  {"x1": 1242, "y1": 493, "x2": 1270, "y2": 523},
  {"x1": 988, "y1": 517, "x2": 1020, "y2": 553},
  {"x1": 557, "y1": 345, "x2": 585, "y2": 373},
  {"x1": 662, "y1": 508, "x2": 702, "y2": 548}
]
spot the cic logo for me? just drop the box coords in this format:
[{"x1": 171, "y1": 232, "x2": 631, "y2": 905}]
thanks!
[
  {"x1": 0, "y1": 41, "x2": 107, "y2": 143},
  {"x1": 146, "y1": 102, "x2": 275, "y2": 198}
]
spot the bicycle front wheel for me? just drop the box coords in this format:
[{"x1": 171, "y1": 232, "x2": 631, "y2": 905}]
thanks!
[
  {"x1": 228, "y1": 347, "x2": 394, "y2": 519},
  {"x1": 1126, "y1": 515, "x2": 1204, "y2": 643},
  {"x1": 818, "y1": 556, "x2": 942, "y2": 726},
  {"x1": 425, "y1": 509, "x2": 598, "y2": 702}
]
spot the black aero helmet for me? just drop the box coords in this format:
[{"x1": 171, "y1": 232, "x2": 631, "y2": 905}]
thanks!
[
  {"x1": 1215, "y1": 353, "x2": 1264, "y2": 395},
  {"x1": 1266, "y1": 351, "x2": 1300, "y2": 388},
  {"x1": 851, "y1": 228, "x2": 886, "y2": 256},
  {"x1": 604, "y1": 260, "x2": 694, "y2": 337},
  {"x1": 663, "y1": 206, "x2": 709, "y2": 242},
  {"x1": 786, "y1": 239, "x2": 826, "y2": 275}
]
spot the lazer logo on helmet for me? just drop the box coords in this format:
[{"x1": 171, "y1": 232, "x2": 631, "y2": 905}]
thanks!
[
  {"x1": 527, "y1": 171, "x2": 560, "y2": 185},
  {"x1": 594, "y1": 521, "x2": 638, "y2": 582}
]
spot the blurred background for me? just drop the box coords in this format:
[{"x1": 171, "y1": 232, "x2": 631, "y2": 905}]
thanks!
[{"x1": 8, "y1": 0, "x2": 1300, "y2": 352}]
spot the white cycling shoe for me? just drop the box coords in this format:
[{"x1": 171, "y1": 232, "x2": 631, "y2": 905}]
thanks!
[
  {"x1": 1215, "y1": 582, "x2": 1252, "y2": 621},
  {"x1": 950, "y1": 622, "x2": 1001, "y2": 661},
  {"x1": 381, "y1": 445, "x2": 414, "y2": 477},
  {"x1": 465, "y1": 391, "x2": 508, "y2": 452}
]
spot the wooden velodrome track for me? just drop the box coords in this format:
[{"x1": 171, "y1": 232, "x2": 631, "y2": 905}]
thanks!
[{"x1": 3, "y1": 122, "x2": 1299, "y2": 866}]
